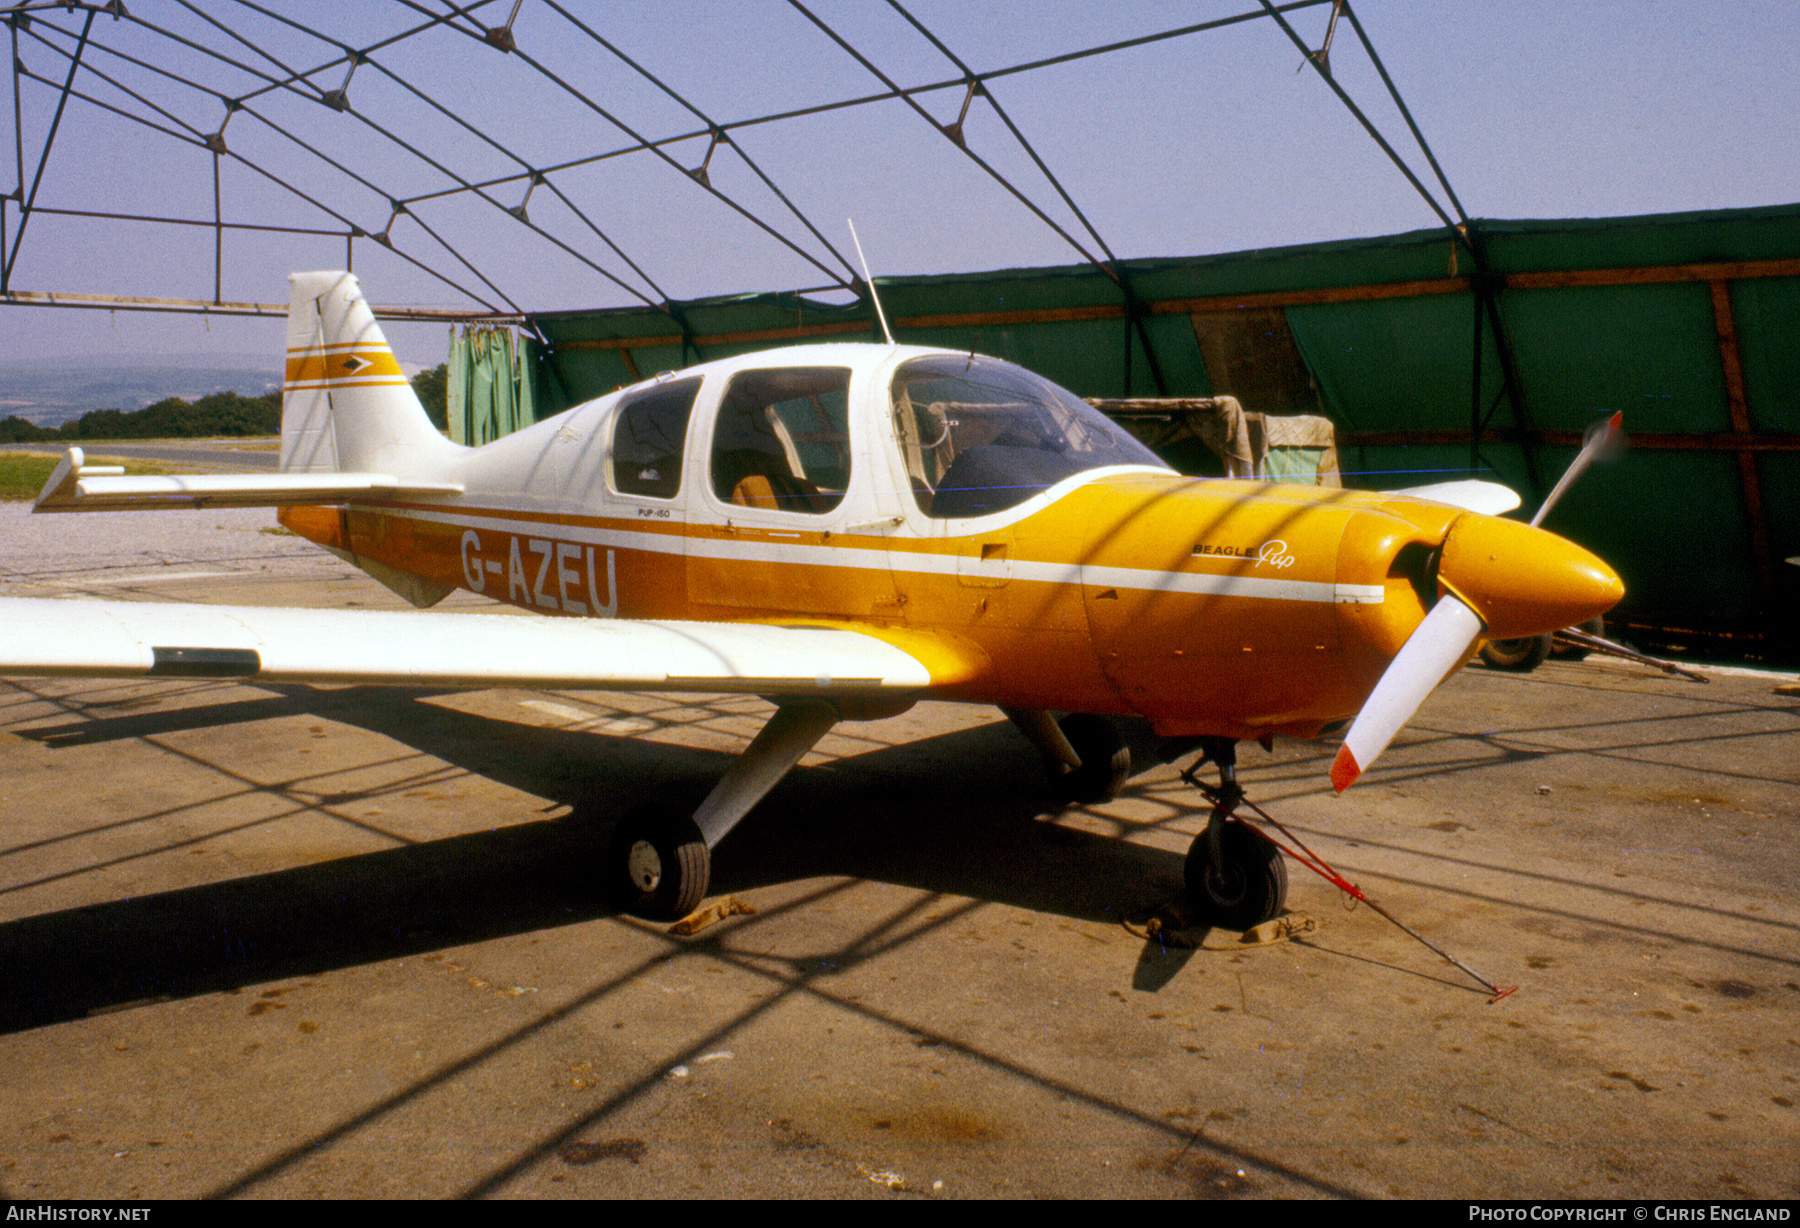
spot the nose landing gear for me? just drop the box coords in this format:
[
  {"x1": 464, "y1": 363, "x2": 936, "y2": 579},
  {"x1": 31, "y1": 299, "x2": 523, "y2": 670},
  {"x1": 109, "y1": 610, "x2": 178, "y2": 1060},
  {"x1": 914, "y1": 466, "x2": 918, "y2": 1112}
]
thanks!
[
  {"x1": 1177, "y1": 737, "x2": 1287, "y2": 929},
  {"x1": 1173, "y1": 735, "x2": 1518, "y2": 1002}
]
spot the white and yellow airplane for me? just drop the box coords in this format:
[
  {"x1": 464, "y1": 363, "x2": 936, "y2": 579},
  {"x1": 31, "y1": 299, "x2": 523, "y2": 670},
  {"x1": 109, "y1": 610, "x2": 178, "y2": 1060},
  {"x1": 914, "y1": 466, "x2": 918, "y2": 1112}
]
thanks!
[{"x1": 2, "y1": 272, "x2": 1622, "y2": 923}]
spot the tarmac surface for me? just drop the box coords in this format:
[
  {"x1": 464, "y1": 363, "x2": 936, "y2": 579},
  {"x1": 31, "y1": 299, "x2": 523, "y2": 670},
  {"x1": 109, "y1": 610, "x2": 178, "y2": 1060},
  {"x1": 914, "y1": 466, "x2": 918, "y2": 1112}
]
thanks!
[
  {"x1": 0, "y1": 504, "x2": 1795, "y2": 1200},
  {"x1": 3, "y1": 438, "x2": 281, "y2": 471}
]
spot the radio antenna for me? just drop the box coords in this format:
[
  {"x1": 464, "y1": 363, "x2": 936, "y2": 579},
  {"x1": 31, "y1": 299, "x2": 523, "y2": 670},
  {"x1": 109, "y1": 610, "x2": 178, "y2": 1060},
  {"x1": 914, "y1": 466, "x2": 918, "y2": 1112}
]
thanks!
[{"x1": 847, "y1": 218, "x2": 895, "y2": 346}]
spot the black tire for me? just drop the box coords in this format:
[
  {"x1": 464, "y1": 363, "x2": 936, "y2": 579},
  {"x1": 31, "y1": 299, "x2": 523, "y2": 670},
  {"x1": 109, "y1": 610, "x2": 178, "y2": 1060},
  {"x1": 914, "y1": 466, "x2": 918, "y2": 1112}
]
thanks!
[
  {"x1": 1049, "y1": 713, "x2": 1130, "y2": 804},
  {"x1": 1479, "y1": 633, "x2": 1553, "y2": 672},
  {"x1": 611, "y1": 809, "x2": 710, "y2": 920},
  {"x1": 1185, "y1": 819, "x2": 1288, "y2": 931},
  {"x1": 1551, "y1": 616, "x2": 1605, "y2": 661}
]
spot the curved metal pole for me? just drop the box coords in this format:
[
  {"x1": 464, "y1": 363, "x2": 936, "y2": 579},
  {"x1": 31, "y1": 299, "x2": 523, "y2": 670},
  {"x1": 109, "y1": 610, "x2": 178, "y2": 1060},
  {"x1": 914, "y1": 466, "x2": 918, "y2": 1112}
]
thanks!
[
  {"x1": 1256, "y1": 0, "x2": 1466, "y2": 245},
  {"x1": 5, "y1": 9, "x2": 95, "y2": 289}
]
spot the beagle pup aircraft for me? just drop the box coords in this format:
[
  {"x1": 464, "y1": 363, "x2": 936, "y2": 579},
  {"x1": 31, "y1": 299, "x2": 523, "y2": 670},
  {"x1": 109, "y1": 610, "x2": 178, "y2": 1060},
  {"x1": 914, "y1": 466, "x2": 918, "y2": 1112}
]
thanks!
[{"x1": 2, "y1": 272, "x2": 1622, "y2": 924}]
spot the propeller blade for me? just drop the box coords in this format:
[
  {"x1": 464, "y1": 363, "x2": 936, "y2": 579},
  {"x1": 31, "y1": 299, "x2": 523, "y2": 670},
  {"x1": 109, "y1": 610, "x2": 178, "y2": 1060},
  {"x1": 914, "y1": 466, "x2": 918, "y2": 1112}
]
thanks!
[
  {"x1": 1330, "y1": 594, "x2": 1483, "y2": 793},
  {"x1": 1531, "y1": 411, "x2": 1622, "y2": 528}
]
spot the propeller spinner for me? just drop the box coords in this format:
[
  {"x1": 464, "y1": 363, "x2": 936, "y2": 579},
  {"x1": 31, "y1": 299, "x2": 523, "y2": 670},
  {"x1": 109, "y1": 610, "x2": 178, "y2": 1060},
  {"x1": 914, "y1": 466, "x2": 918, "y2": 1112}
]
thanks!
[{"x1": 1331, "y1": 424, "x2": 1626, "y2": 794}]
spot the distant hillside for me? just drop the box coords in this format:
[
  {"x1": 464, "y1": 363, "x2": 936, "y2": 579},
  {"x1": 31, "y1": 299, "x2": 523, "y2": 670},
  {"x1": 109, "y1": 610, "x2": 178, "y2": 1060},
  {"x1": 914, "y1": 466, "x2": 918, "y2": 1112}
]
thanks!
[
  {"x1": 0, "y1": 362, "x2": 282, "y2": 427},
  {"x1": 0, "y1": 390, "x2": 281, "y2": 442},
  {"x1": 0, "y1": 364, "x2": 448, "y2": 441}
]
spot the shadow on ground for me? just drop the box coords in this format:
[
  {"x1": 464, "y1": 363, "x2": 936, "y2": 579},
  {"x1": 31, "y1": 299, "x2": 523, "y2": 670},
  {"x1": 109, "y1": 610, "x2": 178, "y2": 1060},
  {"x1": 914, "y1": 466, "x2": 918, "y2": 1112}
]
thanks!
[{"x1": 1, "y1": 688, "x2": 1198, "y2": 1032}]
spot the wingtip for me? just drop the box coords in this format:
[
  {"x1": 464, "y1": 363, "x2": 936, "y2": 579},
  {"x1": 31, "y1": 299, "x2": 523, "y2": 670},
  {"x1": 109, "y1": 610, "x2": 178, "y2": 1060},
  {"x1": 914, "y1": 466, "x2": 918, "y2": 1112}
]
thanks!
[
  {"x1": 31, "y1": 446, "x2": 85, "y2": 513},
  {"x1": 1330, "y1": 745, "x2": 1361, "y2": 793}
]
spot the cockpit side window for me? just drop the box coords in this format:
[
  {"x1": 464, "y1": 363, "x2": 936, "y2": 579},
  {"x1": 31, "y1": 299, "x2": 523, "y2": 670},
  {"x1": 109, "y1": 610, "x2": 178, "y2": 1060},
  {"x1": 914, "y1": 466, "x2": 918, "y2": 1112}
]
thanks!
[
  {"x1": 710, "y1": 367, "x2": 853, "y2": 515},
  {"x1": 890, "y1": 355, "x2": 1166, "y2": 518},
  {"x1": 609, "y1": 377, "x2": 702, "y2": 500}
]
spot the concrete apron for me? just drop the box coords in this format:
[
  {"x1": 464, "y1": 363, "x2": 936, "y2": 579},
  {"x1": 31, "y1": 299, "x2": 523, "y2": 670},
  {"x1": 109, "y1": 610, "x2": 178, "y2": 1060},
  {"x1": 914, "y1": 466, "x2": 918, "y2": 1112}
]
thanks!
[{"x1": 0, "y1": 562, "x2": 1795, "y2": 1200}]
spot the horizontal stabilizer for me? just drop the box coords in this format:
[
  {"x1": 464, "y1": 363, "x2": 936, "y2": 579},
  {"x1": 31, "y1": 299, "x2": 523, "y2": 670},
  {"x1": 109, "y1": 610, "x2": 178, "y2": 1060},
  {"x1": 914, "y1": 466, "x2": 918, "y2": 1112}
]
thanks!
[
  {"x1": 0, "y1": 597, "x2": 932, "y2": 695},
  {"x1": 32, "y1": 447, "x2": 461, "y2": 512}
]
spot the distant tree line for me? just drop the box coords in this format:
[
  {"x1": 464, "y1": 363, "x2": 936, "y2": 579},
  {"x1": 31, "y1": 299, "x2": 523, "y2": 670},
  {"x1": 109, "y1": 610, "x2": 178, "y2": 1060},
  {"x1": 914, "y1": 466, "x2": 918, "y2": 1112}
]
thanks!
[
  {"x1": 413, "y1": 363, "x2": 449, "y2": 430},
  {"x1": 0, "y1": 389, "x2": 280, "y2": 443},
  {"x1": 0, "y1": 365, "x2": 450, "y2": 443}
]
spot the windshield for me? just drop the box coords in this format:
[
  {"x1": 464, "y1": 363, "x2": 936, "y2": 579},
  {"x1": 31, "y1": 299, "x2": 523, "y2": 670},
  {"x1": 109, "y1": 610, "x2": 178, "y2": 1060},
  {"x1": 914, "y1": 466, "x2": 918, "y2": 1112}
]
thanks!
[{"x1": 890, "y1": 354, "x2": 1167, "y2": 518}]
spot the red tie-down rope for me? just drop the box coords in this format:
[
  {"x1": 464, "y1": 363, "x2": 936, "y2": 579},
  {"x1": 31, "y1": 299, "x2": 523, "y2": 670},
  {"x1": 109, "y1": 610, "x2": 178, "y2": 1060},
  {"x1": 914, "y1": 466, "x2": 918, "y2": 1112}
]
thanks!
[{"x1": 1194, "y1": 780, "x2": 1517, "y2": 1003}]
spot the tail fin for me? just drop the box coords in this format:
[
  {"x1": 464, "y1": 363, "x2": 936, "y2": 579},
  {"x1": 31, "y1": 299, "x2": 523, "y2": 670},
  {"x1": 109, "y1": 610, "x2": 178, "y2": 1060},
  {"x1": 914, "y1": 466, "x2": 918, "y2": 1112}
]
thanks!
[{"x1": 281, "y1": 272, "x2": 456, "y2": 474}]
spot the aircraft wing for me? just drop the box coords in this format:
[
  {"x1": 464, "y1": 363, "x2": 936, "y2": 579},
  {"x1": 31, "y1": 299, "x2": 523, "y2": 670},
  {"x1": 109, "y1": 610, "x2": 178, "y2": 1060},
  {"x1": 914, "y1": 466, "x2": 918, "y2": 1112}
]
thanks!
[
  {"x1": 32, "y1": 447, "x2": 461, "y2": 512},
  {"x1": 0, "y1": 598, "x2": 932, "y2": 695},
  {"x1": 1383, "y1": 479, "x2": 1521, "y2": 516}
]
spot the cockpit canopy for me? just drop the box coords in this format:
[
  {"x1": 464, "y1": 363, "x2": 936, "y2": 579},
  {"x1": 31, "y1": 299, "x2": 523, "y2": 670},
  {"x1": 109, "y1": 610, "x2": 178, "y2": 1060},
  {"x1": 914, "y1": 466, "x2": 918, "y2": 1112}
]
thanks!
[
  {"x1": 595, "y1": 346, "x2": 1169, "y2": 523},
  {"x1": 890, "y1": 354, "x2": 1166, "y2": 518}
]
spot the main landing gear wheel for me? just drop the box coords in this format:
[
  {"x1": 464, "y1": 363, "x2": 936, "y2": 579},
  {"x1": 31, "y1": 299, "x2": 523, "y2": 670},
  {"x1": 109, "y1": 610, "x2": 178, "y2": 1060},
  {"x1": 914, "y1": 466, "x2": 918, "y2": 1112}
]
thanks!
[
  {"x1": 1479, "y1": 632, "x2": 1553, "y2": 672},
  {"x1": 1185, "y1": 818, "x2": 1288, "y2": 931},
  {"x1": 612, "y1": 810, "x2": 710, "y2": 920},
  {"x1": 1551, "y1": 615, "x2": 1606, "y2": 661},
  {"x1": 1050, "y1": 714, "x2": 1130, "y2": 804}
]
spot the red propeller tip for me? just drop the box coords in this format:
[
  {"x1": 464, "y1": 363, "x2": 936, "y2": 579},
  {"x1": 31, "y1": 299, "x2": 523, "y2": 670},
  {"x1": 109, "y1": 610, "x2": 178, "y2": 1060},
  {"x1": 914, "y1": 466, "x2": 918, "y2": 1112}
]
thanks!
[{"x1": 1330, "y1": 745, "x2": 1361, "y2": 793}]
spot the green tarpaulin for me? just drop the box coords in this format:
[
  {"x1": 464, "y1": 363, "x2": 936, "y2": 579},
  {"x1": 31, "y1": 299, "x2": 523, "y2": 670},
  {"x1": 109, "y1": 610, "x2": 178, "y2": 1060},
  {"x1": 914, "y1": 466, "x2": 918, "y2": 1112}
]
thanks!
[{"x1": 448, "y1": 326, "x2": 538, "y2": 446}]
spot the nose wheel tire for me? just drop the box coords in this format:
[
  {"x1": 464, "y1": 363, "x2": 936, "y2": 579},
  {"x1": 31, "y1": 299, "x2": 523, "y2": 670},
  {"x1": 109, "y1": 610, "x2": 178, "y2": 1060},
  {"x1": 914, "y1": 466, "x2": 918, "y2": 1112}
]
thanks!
[
  {"x1": 1185, "y1": 818, "x2": 1287, "y2": 931},
  {"x1": 1479, "y1": 633, "x2": 1553, "y2": 672},
  {"x1": 612, "y1": 810, "x2": 710, "y2": 920},
  {"x1": 1049, "y1": 714, "x2": 1130, "y2": 804}
]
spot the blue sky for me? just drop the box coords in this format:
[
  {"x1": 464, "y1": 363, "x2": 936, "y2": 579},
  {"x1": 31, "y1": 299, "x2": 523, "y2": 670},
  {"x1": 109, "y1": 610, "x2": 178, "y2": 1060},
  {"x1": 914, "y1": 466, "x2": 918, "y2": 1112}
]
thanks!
[{"x1": 3, "y1": 0, "x2": 1797, "y2": 370}]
